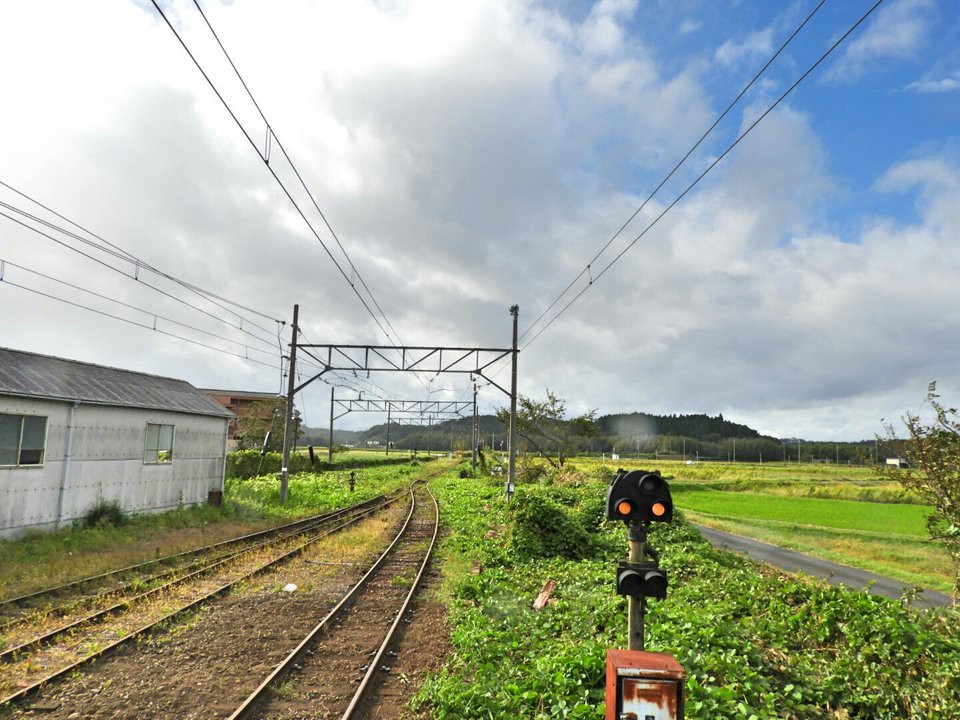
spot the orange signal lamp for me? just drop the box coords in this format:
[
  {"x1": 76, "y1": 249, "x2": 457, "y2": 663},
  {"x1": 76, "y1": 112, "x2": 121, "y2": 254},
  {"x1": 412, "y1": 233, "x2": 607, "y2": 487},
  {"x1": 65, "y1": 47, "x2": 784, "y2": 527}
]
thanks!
[
  {"x1": 616, "y1": 500, "x2": 634, "y2": 517},
  {"x1": 651, "y1": 502, "x2": 666, "y2": 517}
]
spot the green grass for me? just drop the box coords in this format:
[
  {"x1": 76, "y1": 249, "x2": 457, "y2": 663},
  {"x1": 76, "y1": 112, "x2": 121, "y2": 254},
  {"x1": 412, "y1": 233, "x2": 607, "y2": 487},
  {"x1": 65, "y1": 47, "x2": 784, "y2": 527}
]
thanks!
[
  {"x1": 672, "y1": 488, "x2": 931, "y2": 538},
  {"x1": 224, "y1": 462, "x2": 424, "y2": 519},
  {"x1": 0, "y1": 460, "x2": 437, "y2": 600}
]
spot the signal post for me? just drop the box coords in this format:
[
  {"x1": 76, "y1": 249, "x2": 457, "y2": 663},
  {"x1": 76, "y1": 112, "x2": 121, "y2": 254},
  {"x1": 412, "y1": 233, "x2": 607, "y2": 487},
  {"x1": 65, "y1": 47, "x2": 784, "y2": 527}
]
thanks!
[{"x1": 605, "y1": 469, "x2": 685, "y2": 720}]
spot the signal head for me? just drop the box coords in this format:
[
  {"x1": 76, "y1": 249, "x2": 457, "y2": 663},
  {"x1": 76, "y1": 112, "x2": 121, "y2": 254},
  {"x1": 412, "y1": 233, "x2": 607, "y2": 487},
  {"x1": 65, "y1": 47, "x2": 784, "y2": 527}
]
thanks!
[{"x1": 606, "y1": 469, "x2": 673, "y2": 525}]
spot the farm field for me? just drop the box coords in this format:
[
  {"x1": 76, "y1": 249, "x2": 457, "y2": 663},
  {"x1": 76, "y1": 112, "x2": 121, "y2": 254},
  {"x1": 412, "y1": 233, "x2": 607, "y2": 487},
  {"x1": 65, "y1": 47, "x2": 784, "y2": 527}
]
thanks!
[
  {"x1": 417, "y1": 464, "x2": 960, "y2": 719},
  {"x1": 570, "y1": 457, "x2": 951, "y2": 592}
]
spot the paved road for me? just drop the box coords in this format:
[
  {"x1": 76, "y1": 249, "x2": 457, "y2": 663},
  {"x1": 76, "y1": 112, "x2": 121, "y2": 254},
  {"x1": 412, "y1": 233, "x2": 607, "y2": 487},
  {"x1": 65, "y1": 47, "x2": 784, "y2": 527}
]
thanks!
[{"x1": 695, "y1": 524, "x2": 952, "y2": 610}]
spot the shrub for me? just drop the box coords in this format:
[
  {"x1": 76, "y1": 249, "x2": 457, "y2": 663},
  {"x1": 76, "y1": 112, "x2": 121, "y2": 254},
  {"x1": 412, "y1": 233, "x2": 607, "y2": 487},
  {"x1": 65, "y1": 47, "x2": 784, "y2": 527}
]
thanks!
[
  {"x1": 84, "y1": 500, "x2": 126, "y2": 528},
  {"x1": 508, "y1": 487, "x2": 595, "y2": 560}
]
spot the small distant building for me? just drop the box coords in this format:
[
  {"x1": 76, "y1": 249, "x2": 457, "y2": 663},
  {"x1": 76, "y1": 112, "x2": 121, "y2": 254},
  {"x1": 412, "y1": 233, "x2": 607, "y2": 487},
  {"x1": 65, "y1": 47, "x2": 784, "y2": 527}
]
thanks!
[
  {"x1": 0, "y1": 347, "x2": 232, "y2": 538},
  {"x1": 201, "y1": 389, "x2": 280, "y2": 450}
]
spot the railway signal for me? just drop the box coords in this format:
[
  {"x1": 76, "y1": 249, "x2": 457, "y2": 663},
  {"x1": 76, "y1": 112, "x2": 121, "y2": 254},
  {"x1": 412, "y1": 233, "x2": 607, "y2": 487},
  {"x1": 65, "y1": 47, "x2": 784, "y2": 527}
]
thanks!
[
  {"x1": 616, "y1": 561, "x2": 668, "y2": 600},
  {"x1": 605, "y1": 468, "x2": 685, "y2": 719},
  {"x1": 606, "y1": 469, "x2": 673, "y2": 525}
]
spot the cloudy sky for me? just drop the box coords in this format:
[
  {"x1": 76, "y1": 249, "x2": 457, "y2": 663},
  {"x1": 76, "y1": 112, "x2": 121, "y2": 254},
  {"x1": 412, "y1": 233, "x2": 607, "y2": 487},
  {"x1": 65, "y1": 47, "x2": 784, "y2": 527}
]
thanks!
[{"x1": 1, "y1": 0, "x2": 958, "y2": 440}]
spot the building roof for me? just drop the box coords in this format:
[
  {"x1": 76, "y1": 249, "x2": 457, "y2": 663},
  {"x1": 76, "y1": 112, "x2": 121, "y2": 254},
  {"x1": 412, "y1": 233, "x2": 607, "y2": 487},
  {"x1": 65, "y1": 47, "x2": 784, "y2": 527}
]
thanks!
[
  {"x1": 200, "y1": 389, "x2": 281, "y2": 400},
  {"x1": 0, "y1": 347, "x2": 233, "y2": 418}
]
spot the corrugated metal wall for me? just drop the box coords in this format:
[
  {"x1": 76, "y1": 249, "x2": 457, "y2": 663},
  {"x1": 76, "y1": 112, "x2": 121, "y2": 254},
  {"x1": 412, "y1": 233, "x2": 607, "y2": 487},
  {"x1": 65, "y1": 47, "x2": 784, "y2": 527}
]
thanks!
[{"x1": 0, "y1": 396, "x2": 228, "y2": 538}]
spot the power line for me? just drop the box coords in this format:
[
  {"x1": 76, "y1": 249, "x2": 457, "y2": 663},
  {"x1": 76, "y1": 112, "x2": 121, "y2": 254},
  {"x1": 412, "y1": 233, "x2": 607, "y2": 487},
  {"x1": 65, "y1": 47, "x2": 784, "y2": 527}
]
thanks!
[
  {"x1": 0, "y1": 204, "x2": 280, "y2": 351},
  {"x1": 185, "y1": 1, "x2": 434, "y2": 395},
  {"x1": 150, "y1": 0, "x2": 401, "y2": 349},
  {"x1": 519, "y1": 0, "x2": 885, "y2": 352},
  {"x1": 519, "y1": 0, "x2": 830, "y2": 345},
  {"x1": 0, "y1": 258, "x2": 277, "y2": 360},
  {"x1": 0, "y1": 277, "x2": 280, "y2": 370},
  {"x1": 0, "y1": 180, "x2": 283, "y2": 332}
]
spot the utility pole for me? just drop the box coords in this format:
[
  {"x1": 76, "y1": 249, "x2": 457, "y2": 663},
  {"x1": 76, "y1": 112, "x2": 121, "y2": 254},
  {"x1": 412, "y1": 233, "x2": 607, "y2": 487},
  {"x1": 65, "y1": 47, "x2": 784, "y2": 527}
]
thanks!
[
  {"x1": 427, "y1": 415, "x2": 433, "y2": 453},
  {"x1": 328, "y1": 386, "x2": 334, "y2": 462},
  {"x1": 733, "y1": 437, "x2": 736, "y2": 464},
  {"x1": 507, "y1": 305, "x2": 519, "y2": 499},
  {"x1": 471, "y1": 378, "x2": 478, "y2": 471},
  {"x1": 280, "y1": 304, "x2": 299, "y2": 504},
  {"x1": 386, "y1": 405, "x2": 391, "y2": 455}
]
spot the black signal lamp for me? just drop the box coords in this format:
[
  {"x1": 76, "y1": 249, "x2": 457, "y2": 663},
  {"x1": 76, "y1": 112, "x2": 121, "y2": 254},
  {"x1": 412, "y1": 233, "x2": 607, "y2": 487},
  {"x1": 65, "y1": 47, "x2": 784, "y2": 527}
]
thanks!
[
  {"x1": 616, "y1": 561, "x2": 668, "y2": 600},
  {"x1": 606, "y1": 469, "x2": 673, "y2": 525}
]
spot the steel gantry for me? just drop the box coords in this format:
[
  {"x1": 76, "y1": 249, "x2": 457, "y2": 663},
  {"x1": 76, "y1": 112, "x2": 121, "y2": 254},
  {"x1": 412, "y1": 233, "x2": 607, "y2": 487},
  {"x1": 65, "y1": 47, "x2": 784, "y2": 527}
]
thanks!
[
  {"x1": 278, "y1": 305, "x2": 520, "y2": 503},
  {"x1": 327, "y1": 394, "x2": 474, "y2": 460},
  {"x1": 293, "y1": 344, "x2": 514, "y2": 398}
]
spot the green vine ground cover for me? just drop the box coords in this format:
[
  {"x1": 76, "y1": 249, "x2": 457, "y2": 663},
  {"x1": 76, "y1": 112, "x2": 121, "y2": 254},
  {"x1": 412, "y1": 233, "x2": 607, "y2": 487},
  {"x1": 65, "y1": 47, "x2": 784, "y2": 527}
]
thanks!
[{"x1": 416, "y1": 466, "x2": 960, "y2": 719}]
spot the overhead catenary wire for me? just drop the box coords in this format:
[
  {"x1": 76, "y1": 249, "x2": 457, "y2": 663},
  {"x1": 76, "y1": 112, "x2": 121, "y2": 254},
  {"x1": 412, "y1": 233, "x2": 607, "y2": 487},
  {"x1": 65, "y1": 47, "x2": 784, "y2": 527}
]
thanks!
[
  {"x1": 0, "y1": 179, "x2": 280, "y2": 326},
  {"x1": 518, "y1": 0, "x2": 829, "y2": 345},
  {"x1": 0, "y1": 205, "x2": 280, "y2": 351},
  {"x1": 190, "y1": 0, "x2": 405, "y2": 347},
  {"x1": 149, "y1": 0, "x2": 401, "y2": 350},
  {"x1": 166, "y1": 0, "x2": 435, "y2": 395},
  {"x1": 519, "y1": 0, "x2": 886, "y2": 352},
  {"x1": 0, "y1": 258, "x2": 279, "y2": 360},
  {"x1": 0, "y1": 279, "x2": 280, "y2": 370}
]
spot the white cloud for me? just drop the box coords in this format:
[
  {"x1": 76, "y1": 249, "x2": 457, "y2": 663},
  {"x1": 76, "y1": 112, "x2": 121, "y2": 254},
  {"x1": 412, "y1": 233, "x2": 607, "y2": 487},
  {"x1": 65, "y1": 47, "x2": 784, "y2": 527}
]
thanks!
[
  {"x1": 679, "y1": 19, "x2": 702, "y2": 35},
  {"x1": 823, "y1": 0, "x2": 933, "y2": 83},
  {"x1": 0, "y1": 0, "x2": 956, "y2": 441},
  {"x1": 903, "y1": 73, "x2": 960, "y2": 93},
  {"x1": 714, "y1": 28, "x2": 774, "y2": 68}
]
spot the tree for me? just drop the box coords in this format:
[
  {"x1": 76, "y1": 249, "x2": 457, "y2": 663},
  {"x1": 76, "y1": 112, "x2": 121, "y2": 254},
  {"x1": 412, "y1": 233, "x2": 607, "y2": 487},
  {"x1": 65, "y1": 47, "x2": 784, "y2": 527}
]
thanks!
[
  {"x1": 235, "y1": 398, "x2": 302, "y2": 453},
  {"x1": 496, "y1": 389, "x2": 597, "y2": 469},
  {"x1": 887, "y1": 383, "x2": 960, "y2": 600}
]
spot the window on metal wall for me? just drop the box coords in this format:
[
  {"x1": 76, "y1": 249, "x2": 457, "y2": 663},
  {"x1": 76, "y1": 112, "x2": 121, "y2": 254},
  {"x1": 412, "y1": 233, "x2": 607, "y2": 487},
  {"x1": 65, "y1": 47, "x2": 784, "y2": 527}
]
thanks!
[
  {"x1": 144, "y1": 423, "x2": 175, "y2": 464},
  {"x1": 0, "y1": 413, "x2": 48, "y2": 466}
]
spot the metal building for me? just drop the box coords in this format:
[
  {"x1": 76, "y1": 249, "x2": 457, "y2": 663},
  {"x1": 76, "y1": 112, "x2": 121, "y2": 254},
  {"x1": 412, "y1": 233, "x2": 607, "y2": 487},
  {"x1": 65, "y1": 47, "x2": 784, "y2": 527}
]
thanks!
[{"x1": 0, "y1": 347, "x2": 233, "y2": 539}]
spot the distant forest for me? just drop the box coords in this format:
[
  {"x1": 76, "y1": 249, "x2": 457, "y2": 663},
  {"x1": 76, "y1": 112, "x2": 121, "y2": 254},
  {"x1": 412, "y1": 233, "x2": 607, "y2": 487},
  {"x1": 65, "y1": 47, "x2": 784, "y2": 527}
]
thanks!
[{"x1": 301, "y1": 411, "x2": 895, "y2": 465}]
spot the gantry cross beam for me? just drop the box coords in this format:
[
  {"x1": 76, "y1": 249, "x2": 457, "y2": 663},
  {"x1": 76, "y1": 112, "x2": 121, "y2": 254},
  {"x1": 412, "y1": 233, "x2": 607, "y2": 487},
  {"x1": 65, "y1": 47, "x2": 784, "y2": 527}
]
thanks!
[
  {"x1": 328, "y1": 395, "x2": 474, "y2": 459},
  {"x1": 294, "y1": 344, "x2": 514, "y2": 398},
  {"x1": 332, "y1": 398, "x2": 473, "y2": 417}
]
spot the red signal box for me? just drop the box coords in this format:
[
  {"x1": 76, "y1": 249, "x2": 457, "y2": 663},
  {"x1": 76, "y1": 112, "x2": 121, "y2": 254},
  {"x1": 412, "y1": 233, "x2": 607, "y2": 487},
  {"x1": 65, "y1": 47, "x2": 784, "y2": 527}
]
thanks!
[{"x1": 605, "y1": 649, "x2": 685, "y2": 720}]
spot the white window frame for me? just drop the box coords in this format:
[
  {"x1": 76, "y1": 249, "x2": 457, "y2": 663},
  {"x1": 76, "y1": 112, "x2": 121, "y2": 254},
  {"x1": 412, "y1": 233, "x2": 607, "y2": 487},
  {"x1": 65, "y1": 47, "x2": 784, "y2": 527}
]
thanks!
[
  {"x1": 0, "y1": 412, "x2": 48, "y2": 468},
  {"x1": 144, "y1": 422, "x2": 175, "y2": 464}
]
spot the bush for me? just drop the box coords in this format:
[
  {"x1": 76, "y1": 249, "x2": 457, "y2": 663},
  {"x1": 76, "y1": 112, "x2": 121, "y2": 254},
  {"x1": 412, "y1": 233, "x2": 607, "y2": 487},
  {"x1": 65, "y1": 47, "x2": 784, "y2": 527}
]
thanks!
[
  {"x1": 517, "y1": 455, "x2": 549, "y2": 483},
  {"x1": 84, "y1": 500, "x2": 126, "y2": 528},
  {"x1": 508, "y1": 487, "x2": 595, "y2": 560}
]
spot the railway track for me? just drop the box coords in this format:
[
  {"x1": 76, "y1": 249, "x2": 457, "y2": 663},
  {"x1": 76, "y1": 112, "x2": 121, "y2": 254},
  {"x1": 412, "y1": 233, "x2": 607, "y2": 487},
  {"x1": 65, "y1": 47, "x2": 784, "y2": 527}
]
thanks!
[
  {"x1": 0, "y1": 490, "x2": 406, "y2": 707},
  {"x1": 226, "y1": 483, "x2": 440, "y2": 720},
  {"x1": 0, "y1": 496, "x2": 388, "y2": 631}
]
